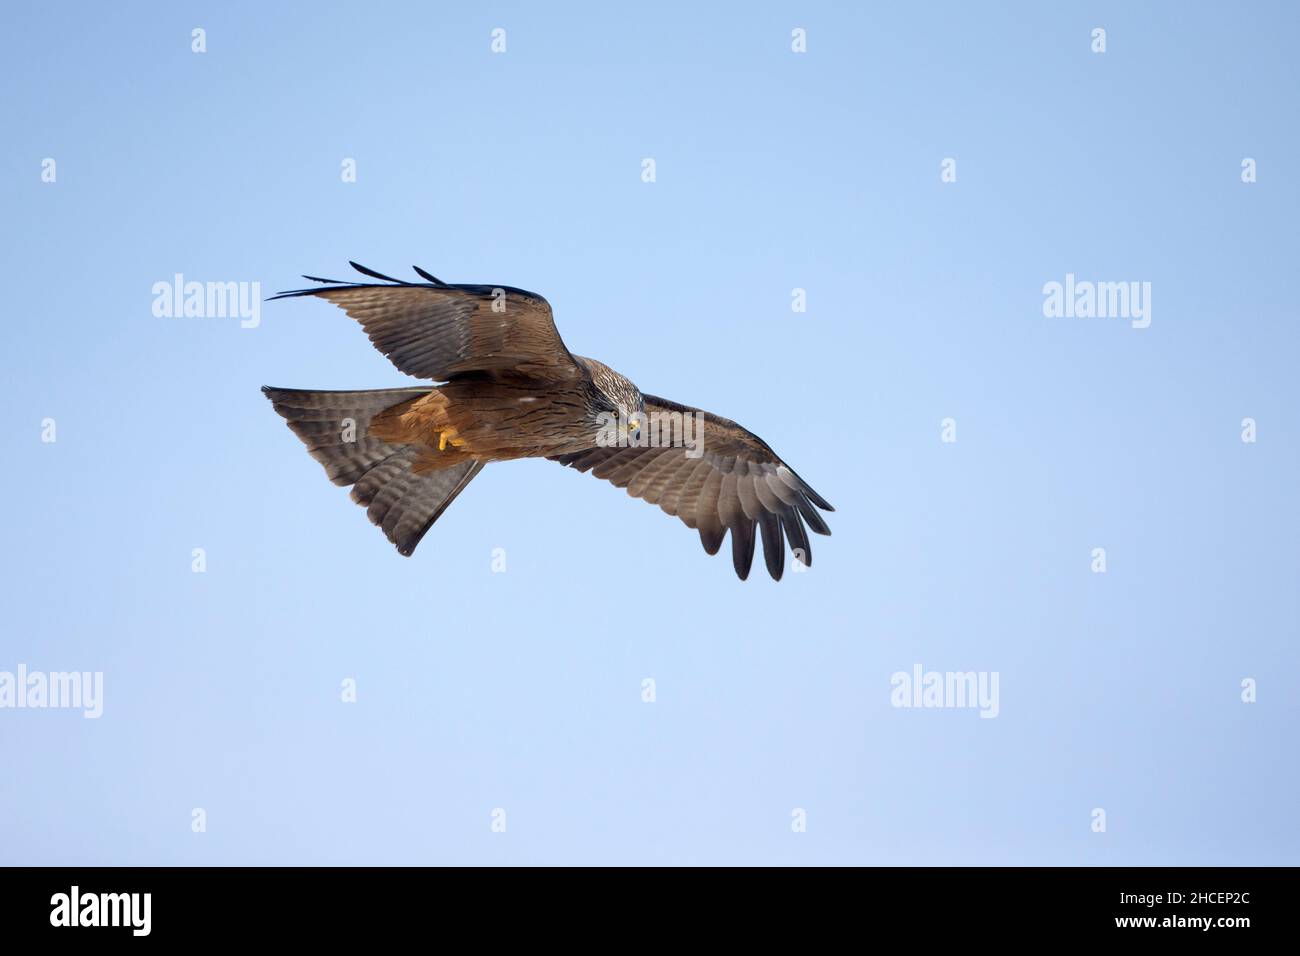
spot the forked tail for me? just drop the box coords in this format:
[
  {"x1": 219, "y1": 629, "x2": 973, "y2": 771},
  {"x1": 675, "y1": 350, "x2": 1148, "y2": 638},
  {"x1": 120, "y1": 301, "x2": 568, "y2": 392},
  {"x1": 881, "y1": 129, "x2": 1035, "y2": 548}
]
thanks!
[{"x1": 262, "y1": 386, "x2": 484, "y2": 555}]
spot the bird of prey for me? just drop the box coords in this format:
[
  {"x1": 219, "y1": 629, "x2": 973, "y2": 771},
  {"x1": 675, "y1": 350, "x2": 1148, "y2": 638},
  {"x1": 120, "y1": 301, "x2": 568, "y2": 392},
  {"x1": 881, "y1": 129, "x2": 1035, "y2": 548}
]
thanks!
[{"x1": 262, "y1": 263, "x2": 833, "y2": 580}]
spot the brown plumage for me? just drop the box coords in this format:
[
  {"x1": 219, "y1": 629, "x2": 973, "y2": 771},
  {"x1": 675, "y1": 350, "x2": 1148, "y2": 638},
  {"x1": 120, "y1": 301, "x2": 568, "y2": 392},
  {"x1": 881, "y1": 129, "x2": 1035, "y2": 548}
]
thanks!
[{"x1": 263, "y1": 263, "x2": 833, "y2": 580}]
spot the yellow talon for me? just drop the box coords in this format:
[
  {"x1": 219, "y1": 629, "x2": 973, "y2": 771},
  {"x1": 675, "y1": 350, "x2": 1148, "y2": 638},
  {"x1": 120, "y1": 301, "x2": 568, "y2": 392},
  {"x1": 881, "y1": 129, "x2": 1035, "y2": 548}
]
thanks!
[{"x1": 437, "y1": 429, "x2": 466, "y2": 451}]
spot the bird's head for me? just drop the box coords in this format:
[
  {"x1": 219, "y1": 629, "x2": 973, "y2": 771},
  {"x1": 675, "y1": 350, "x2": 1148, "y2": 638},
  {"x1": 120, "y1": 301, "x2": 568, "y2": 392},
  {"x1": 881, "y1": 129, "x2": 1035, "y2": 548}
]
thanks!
[
  {"x1": 608, "y1": 391, "x2": 647, "y2": 444},
  {"x1": 584, "y1": 359, "x2": 646, "y2": 444},
  {"x1": 622, "y1": 408, "x2": 645, "y2": 444}
]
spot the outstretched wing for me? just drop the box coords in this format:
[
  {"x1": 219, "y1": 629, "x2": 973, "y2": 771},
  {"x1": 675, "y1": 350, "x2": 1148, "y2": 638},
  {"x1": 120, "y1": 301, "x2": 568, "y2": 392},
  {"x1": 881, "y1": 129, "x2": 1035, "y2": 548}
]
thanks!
[
  {"x1": 271, "y1": 262, "x2": 580, "y2": 382},
  {"x1": 550, "y1": 395, "x2": 833, "y2": 581}
]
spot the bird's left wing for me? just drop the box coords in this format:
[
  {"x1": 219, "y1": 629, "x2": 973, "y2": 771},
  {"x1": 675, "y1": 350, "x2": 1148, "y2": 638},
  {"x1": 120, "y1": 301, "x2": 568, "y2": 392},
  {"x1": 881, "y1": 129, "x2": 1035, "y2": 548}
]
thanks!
[
  {"x1": 271, "y1": 262, "x2": 580, "y2": 382},
  {"x1": 549, "y1": 395, "x2": 833, "y2": 581}
]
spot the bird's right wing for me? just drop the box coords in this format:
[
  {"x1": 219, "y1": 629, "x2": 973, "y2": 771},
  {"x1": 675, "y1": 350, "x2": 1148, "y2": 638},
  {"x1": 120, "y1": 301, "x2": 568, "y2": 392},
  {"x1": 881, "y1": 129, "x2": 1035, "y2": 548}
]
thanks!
[
  {"x1": 271, "y1": 262, "x2": 581, "y2": 382},
  {"x1": 550, "y1": 394, "x2": 833, "y2": 581}
]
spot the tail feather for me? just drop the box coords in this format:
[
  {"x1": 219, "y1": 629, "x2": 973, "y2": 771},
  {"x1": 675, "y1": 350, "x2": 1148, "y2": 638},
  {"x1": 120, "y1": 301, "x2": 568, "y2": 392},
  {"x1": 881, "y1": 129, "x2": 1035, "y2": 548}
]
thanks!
[{"x1": 262, "y1": 386, "x2": 484, "y2": 556}]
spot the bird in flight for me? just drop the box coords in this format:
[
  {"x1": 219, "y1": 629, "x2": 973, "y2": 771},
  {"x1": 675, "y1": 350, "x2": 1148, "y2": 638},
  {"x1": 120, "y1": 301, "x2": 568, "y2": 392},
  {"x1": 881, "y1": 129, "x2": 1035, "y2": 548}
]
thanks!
[{"x1": 263, "y1": 263, "x2": 833, "y2": 580}]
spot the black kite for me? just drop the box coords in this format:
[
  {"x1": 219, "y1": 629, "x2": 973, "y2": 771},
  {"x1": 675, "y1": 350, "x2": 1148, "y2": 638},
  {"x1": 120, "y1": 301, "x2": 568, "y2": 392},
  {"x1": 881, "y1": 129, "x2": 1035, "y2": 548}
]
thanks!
[{"x1": 263, "y1": 263, "x2": 833, "y2": 580}]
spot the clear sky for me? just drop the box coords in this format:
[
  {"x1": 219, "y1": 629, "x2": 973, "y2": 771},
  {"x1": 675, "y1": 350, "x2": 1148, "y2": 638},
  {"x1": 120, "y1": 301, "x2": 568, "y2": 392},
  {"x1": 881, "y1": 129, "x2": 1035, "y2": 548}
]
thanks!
[{"x1": 1, "y1": 1, "x2": 1296, "y2": 865}]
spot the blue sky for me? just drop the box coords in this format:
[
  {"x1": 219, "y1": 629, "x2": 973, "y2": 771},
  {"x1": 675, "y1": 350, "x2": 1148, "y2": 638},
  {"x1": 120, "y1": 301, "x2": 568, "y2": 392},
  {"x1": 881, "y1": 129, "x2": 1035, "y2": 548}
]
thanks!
[{"x1": 1, "y1": 1, "x2": 1296, "y2": 865}]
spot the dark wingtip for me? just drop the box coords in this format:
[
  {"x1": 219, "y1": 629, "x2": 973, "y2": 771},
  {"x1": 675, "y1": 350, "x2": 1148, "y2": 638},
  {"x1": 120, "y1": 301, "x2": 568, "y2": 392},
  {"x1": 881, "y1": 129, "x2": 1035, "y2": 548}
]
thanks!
[
  {"x1": 349, "y1": 261, "x2": 408, "y2": 284},
  {"x1": 781, "y1": 513, "x2": 811, "y2": 568},
  {"x1": 273, "y1": 264, "x2": 435, "y2": 300},
  {"x1": 699, "y1": 526, "x2": 724, "y2": 556},
  {"x1": 262, "y1": 385, "x2": 299, "y2": 407},
  {"x1": 803, "y1": 487, "x2": 834, "y2": 511},
  {"x1": 731, "y1": 523, "x2": 757, "y2": 580},
  {"x1": 797, "y1": 497, "x2": 832, "y2": 536},
  {"x1": 413, "y1": 265, "x2": 447, "y2": 286},
  {"x1": 268, "y1": 287, "x2": 324, "y2": 301}
]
